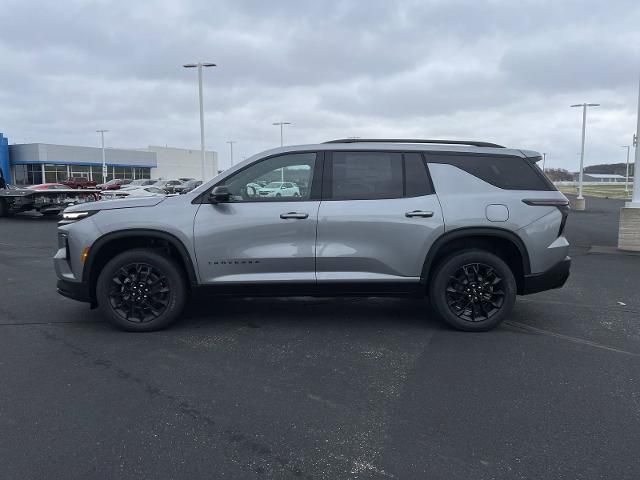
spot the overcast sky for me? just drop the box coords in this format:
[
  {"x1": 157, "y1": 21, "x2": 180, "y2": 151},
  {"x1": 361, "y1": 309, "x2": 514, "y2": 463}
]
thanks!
[{"x1": 1, "y1": 0, "x2": 639, "y2": 170}]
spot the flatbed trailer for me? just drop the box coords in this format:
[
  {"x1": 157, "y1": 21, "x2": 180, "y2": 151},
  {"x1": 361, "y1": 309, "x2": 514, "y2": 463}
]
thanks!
[{"x1": 0, "y1": 186, "x2": 100, "y2": 217}]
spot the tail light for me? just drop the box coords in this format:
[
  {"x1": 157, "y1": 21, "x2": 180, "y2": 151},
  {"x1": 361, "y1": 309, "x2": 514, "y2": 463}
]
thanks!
[{"x1": 522, "y1": 199, "x2": 570, "y2": 237}]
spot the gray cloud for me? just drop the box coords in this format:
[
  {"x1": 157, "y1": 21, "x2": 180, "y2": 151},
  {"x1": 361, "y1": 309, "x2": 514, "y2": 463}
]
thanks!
[{"x1": 0, "y1": 0, "x2": 639, "y2": 170}]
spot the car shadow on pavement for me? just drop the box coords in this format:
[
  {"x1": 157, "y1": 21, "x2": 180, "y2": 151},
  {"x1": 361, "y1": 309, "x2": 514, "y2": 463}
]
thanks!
[{"x1": 170, "y1": 295, "x2": 446, "y2": 333}]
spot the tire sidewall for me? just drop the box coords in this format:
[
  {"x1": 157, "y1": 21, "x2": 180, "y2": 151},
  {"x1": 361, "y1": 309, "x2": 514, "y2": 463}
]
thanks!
[
  {"x1": 96, "y1": 249, "x2": 187, "y2": 332},
  {"x1": 429, "y1": 250, "x2": 517, "y2": 332}
]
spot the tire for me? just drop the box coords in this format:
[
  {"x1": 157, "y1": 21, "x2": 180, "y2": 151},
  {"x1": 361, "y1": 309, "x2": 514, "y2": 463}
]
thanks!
[
  {"x1": 276, "y1": 193, "x2": 281, "y2": 197},
  {"x1": 0, "y1": 199, "x2": 7, "y2": 218},
  {"x1": 428, "y1": 249, "x2": 516, "y2": 332},
  {"x1": 96, "y1": 249, "x2": 187, "y2": 332}
]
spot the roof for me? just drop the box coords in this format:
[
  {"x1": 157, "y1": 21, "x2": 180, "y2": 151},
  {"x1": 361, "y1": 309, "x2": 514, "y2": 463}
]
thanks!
[
  {"x1": 241, "y1": 141, "x2": 534, "y2": 164},
  {"x1": 583, "y1": 173, "x2": 626, "y2": 179}
]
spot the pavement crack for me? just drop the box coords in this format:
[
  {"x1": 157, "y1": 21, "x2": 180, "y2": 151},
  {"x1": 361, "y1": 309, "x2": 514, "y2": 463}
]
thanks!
[{"x1": 505, "y1": 321, "x2": 640, "y2": 358}]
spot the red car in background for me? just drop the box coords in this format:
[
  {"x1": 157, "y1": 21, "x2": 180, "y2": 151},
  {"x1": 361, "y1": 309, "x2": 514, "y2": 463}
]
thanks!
[
  {"x1": 96, "y1": 179, "x2": 132, "y2": 190},
  {"x1": 28, "y1": 183, "x2": 70, "y2": 190},
  {"x1": 61, "y1": 177, "x2": 97, "y2": 189}
]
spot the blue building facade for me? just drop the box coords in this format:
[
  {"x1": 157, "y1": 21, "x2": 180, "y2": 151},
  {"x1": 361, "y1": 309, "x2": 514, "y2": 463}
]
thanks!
[
  {"x1": 0, "y1": 133, "x2": 10, "y2": 184},
  {"x1": 6, "y1": 140, "x2": 156, "y2": 185}
]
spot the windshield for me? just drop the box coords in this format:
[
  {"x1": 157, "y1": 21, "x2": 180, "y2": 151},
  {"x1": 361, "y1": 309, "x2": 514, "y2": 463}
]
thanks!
[{"x1": 265, "y1": 182, "x2": 283, "y2": 188}]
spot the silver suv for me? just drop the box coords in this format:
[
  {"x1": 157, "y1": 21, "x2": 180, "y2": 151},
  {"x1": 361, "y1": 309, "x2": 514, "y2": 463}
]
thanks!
[{"x1": 55, "y1": 139, "x2": 571, "y2": 332}]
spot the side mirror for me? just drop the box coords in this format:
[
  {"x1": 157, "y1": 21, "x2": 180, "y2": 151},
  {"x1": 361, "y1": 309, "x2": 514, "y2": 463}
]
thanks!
[{"x1": 209, "y1": 185, "x2": 231, "y2": 204}]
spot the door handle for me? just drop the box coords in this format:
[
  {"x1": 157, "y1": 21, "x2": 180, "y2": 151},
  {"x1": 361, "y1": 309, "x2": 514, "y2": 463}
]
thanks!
[
  {"x1": 405, "y1": 210, "x2": 434, "y2": 218},
  {"x1": 280, "y1": 212, "x2": 309, "y2": 219}
]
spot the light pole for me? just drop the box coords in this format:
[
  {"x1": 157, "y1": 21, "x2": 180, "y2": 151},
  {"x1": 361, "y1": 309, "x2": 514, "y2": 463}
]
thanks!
[
  {"x1": 96, "y1": 129, "x2": 108, "y2": 182},
  {"x1": 542, "y1": 152, "x2": 547, "y2": 172},
  {"x1": 622, "y1": 145, "x2": 631, "y2": 194},
  {"x1": 618, "y1": 77, "x2": 640, "y2": 251},
  {"x1": 183, "y1": 62, "x2": 217, "y2": 180},
  {"x1": 226, "y1": 141, "x2": 236, "y2": 166},
  {"x1": 272, "y1": 121, "x2": 291, "y2": 147},
  {"x1": 631, "y1": 77, "x2": 640, "y2": 206},
  {"x1": 570, "y1": 103, "x2": 600, "y2": 210}
]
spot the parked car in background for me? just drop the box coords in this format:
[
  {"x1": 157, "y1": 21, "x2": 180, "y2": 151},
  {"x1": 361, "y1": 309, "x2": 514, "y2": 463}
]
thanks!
[
  {"x1": 96, "y1": 179, "x2": 132, "y2": 190},
  {"x1": 121, "y1": 179, "x2": 157, "y2": 189},
  {"x1": 153, "y1": 179, "x2": 183, "y2": 194},
  {"x1": 258, "y1": 181, "x2": 301, "y2": 198},
  {"x1": 178, "y1": 177, "x2": 195, "y2": 183},
  {"x1": 27, "y1": 183, "x2": 70, "y2": 190},
  {"x1": 100, "y1": 186, "x2": 166, "y2": 200},
  {"x1": 173, "y1": 180, "x2": 202, "y2": 194},
  {"x1": 61, "y1": 177, "x2": 97, "y2": 189}
]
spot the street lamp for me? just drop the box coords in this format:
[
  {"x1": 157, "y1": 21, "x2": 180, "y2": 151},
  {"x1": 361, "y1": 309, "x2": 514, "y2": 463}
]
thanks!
[
  {"x1": 618, "y1": 77, "x2": 640, "y2": 251},
  {"x1": 96, "y1": 129, "x2": 109, "y2": 182},
  {"x1": 183, "y1": 62, "x2": 217, "y2": 180},
  {"x1": 570, "y1": 103, "x2": 600, "y2": 210},
  {"x1": 226, "y1": 140, "x2": 236, "y2": 166},
  {"x1": 632, "y1": 77, "x2": 640, "y2": 206},
  {"x1": 542, "y1": 152, "x2": 547, "y2": 172},
  {"x1": 272, "y1": 121, "x2": 291, "y2": 147},
  {"x1": 621, "y1": 145, "x2": 632, "y2": 194}
]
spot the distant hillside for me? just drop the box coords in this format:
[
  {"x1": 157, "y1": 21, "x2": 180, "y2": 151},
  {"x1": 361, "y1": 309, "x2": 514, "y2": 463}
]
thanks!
[{"x1": 584, "y1": 163, "x2": 635, "y2": 176}]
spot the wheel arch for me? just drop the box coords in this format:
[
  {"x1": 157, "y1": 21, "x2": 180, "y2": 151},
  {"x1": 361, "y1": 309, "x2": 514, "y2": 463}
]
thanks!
[
  {"x1": 421, "y1": 227, "x2": 531, "y2": 294},
  {"x1": 83, "y1": 229, "x2": 198, "y2": 304}
]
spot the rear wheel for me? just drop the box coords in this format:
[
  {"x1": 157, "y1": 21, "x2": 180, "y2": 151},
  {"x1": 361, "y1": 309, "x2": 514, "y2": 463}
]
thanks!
[
  {"x1": 429, "y1": 250, "x2": 516, "y2": 331},
  {"x1": 96, "y1": 249, "x2": 187, "y2": 331}
]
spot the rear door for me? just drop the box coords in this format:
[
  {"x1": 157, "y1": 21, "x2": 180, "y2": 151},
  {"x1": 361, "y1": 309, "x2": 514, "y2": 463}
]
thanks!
[{"x1": 316, "y1": 151, "x2": 444, "y2": 285}]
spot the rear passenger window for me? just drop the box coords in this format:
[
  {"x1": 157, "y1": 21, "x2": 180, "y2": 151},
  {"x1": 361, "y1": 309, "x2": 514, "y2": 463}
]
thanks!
[
  {"x1": 404, "y1": 152, "x2": 434, "y2": 197},
  {"x1": 330, "y1": 152, "x2": 403, "y2": 200},
  {"x1": 428, "y1": 154, "x2": 552, "y2": 191}
]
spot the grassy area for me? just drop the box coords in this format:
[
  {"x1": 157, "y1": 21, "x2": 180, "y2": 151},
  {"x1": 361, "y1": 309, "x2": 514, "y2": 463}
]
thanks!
[{"x1": 557, "y1": 183, "x2": 634, "y2": 199}]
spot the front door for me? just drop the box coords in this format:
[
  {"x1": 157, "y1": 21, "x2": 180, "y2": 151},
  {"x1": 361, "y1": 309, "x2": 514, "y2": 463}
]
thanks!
[
  {"x1": 194, "y1": 152, "x2": 320, "y2": 284},
  {"x1": 316, "y1": 150, "x2": 444, "y2": 284}
]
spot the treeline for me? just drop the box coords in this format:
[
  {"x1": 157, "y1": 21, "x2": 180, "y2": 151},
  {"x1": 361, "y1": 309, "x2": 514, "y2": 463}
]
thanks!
[
  {"x1": 544, "y1": 168, "x2": 574, "y2": 181},
  {"x1": 584, "y1": 163, "x2": 635, "y2": 176}
]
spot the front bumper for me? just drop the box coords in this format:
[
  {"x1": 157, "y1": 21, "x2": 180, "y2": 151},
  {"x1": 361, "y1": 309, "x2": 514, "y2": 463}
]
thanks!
[
  {"x1": 57, "y1": 279, "x2": 91, "y2": 303},
  {"x1": 521, "y1": 256, "x2": 571, "y2": 295}
]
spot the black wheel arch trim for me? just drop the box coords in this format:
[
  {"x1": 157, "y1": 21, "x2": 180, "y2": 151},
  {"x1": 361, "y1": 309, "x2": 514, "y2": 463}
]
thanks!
[
  {"x1": 421, "y1": 227, "x2": 531, "y2": 283},
  {"x1": 81, "y1": 229, "x2": 198, "y2": 285}
]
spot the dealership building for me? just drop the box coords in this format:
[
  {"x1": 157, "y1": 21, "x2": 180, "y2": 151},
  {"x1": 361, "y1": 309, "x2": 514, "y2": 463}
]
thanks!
[{"x1": 0, "y1": 132, "x2": 218, "y2": 185}]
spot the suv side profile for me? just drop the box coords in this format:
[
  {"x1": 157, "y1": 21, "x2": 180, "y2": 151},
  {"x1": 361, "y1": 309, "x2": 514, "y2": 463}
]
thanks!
[{"x1": 55, "y1": 139, "x2": 570, "y2": 332}]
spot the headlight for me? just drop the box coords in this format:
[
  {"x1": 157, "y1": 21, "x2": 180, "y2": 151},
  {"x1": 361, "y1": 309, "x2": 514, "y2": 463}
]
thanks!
[{"x1": 60, "y1": 210, "x2": 99, "y2": 224}]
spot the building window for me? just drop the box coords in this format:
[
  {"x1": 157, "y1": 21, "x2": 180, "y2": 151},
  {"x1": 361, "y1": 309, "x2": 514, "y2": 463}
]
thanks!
[
  {"x1": 134, "y1": 167, "x2": 151, "y2": 179},
  {"x1": 44, "y1": 164, "x2": 69, "y2": 183},
  {"x1": 70, "y1": 165, "x2": 91, "y2": 179}
]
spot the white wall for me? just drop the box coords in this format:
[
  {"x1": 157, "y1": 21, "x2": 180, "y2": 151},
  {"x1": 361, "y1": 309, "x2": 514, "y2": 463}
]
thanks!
[{"x1": 148, "y1": 146, "x2": 218, "y2": 181}]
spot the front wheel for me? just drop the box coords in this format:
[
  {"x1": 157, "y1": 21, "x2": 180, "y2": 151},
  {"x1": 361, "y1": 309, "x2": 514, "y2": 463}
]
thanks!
[
  {"x1": 429, "y1": 250, "x2": 516, "y2": 332},
  {"x1": 96, "y1": 249, "x2": 187, "y2": 331}
]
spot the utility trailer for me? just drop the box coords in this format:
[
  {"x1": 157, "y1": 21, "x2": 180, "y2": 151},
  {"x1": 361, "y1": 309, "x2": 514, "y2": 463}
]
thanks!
[{"x1": 0, "y1": 185, "x2": 100, "y2": 217}]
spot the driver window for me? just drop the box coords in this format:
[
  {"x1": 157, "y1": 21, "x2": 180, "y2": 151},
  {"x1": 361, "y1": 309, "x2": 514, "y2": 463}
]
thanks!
[{"x1": 223, "y1": 153, "x2": 316, "y2": 202}]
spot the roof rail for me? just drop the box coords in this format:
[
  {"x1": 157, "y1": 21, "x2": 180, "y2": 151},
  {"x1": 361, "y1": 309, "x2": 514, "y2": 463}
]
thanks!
[{"x1": 323, "y1": 138, "x2": 505, "y2": 148}]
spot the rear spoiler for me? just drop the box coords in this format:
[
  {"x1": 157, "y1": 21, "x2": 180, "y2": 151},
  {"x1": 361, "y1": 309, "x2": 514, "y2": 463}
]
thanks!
[{"x1": 519, "y1": 150, "x2": 542, "y2": 162}]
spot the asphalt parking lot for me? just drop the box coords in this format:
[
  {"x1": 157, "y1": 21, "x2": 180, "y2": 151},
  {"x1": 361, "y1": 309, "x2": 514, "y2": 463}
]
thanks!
[{"x1": 1, "y1": 197, "x2": 639, "y2": 480}]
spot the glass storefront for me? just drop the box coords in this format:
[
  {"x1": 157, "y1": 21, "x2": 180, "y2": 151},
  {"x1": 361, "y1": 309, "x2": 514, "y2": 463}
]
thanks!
[
  {"x1": 12, "y1": 164, "x2": 43, "y2": 186},
  {"x1": 11, "y1": 164, "x2": 152, "y2": 186}
]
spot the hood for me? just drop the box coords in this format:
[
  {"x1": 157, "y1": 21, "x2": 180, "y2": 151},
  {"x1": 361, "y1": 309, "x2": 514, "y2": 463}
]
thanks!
[{"x1": 65, "y1": 195, "x2": 166, "y2": 213}]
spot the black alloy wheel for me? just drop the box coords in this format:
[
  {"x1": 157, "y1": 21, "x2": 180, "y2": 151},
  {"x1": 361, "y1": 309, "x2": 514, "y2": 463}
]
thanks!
[
  {"x1": 96, "y1": 249, "x2": 187, "y2": 331},
  {"x1": 429, "y1": 249, "x2": 516, "y2": 332},
  {"x1": 445, "y1": 263, "x2": 504, "y2": 322},
  {"x1": 108, "y1": 262, "x2": 170, "y2": 323}
]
